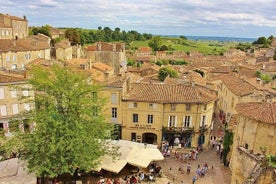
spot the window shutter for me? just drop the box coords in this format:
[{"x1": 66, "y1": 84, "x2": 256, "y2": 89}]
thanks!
[
  {"x1": 12, "y1": 104, "x2": 19, "y2": 114},
  {"x1": 175, "y1": 116, "x2": 177, "y2": 127},
  {"x1": 0, "y1": 88, "x2": 5, "y2": 99},
  {"x1": 128, "y1": 103, "x2": 134, "y2": 108},
  {"x1": 0, "y1": 105, "x2": 7, "y2": 116},
  {"x1": 190, "y1": 116, "x2": 193, "y2": 127}
]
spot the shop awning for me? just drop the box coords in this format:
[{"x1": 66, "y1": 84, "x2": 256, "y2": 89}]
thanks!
[{"x1": 95, "y1": 140, "x2": 164, "y2": 173}]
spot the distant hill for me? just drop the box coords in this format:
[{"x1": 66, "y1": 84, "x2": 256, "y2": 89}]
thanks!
[{"x1": 163, "y1": 35, "x2": 256, "y2": 43}]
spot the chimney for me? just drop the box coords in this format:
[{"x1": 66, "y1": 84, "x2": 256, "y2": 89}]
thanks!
[
  {"x1": 104, "y1": 70, "x2": 109, "y2": 81},
  {"x1": 191, "y1": 81, "x2": 195, "y2": 87},
  {"x1": 23, "y1": 15, "x2": 26, "y2": 20}
]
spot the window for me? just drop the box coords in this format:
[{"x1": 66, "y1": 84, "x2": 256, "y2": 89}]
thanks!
[
  {"x1": 5, "y1": 31, "x2": 9, "y2": 35},
  {"x1": 25, "y1": 53, "x2": 31, "y2": 60},
  {"x1": 171, "y1": 104, "x2": 176, "y2": 111},
  {"x1": 6, "y1": 55, "x2": 10, "y2": 61},
  {"x1": 11, "y1": 88, "x2": 17, "y2": 98},
  {"x1": 24, "y1": 103, "x2": 31, "y2": 111},
  {"x1": 0, "y1": 88, "x2": 5, "y2": 99},
  {"x1": 23, "y1": 87, "x2": 29, "y2": 96},
  {"x1": 112, "y1": 107, "x2": 117, "y2": 118},
  {"x1": 186, "y1": 104, "x2": 191, "y2": 111},
  {"x1": 1, "y1": 30, "x2": 4, "y2": 36},
  {"x1": 200, "y1": 115, "x2": 206, "y2": 127},
  {"x1": 147, "y1": 115, "x2": 153, "y2": 124},
  {"x1": 203, "y1": 104, "x2": 207, "y2": 110},
  {"x1": 129, "y1": 102, "x2": 138, "y2": 108},
  {"x1": 149, "y1": 103, "x2": 157, "y2": 109},
  {"x1": 13, "y1": 55, "x2": 16, "y2": 61},
  {"x1": 184, "y1": 116, "x2": 191, "y2": 127},
  {"x1": 168, "y1": 115, "x2": 176, "y2": 127},
  {"x1": 131, "y1": 132, "x2": 136, "y2": 142},
  {"x1": 0, "y1": 105, "x2": 7, "y2": 116},
  {"x1": 133, "y1": 114, "x2": 138, "y2": 123},
  {"x1": 12, "y1": 104, "x2": 19, "y2": 114},
  {"x1": 111, "y1": 93, "x2": 117, "y2": 104}
]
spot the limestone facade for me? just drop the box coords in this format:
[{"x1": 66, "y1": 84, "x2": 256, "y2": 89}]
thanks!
[{"x1": 0, "y1": 13, "x2": 28, "y2": 39}]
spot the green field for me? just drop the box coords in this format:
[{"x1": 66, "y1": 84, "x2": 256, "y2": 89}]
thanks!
[{"x1": 130, "y1": 36, "x2": 237, "y2": 55}]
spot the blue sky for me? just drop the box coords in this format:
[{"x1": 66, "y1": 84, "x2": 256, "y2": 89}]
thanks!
[{"x1": 1, "y1": 0, "x2": 276, "y2": 38}]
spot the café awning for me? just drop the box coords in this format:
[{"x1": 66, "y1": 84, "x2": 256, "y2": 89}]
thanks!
[{"x1": 96, "y1": 140, "x2": 164, "y2": 173}]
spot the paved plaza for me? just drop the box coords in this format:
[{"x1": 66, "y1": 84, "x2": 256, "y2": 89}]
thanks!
[{"x1": 154, "y1": 147, "x2": 232, "y2": 184}]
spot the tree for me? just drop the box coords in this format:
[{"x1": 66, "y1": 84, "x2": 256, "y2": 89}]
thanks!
[
  {"x1": 18, "y1": 64, "x2": 114, "y2": 181},
  {"x1": 65, "y1": 28, "x2": 81, "y2": 45},
  {"x1": 148, "y1": 36, "x2": 162, "y2": 51},
  {"x1": 253, "y1": 36, "x2": 267, "y2": 45},
  {"x1": 179, "y1": 35, "x2": 187, "y2": 40},
  {"x1": 30, "y1": 25, "x2": 51, "y2": 38},
  {"x1": 158, "y1": 66, "x2": 179, "y2": 81}
]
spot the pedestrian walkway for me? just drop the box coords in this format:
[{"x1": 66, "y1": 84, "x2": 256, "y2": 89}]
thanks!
[{"x1": 156, "y1": 148, "x2": 232, "y2": 184}]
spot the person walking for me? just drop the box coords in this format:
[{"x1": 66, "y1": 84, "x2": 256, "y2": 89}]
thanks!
[
  {"x1": 187, "y1": 163, "x2": 191, "y2": 174},
  {"x1": 192, "y1": 175, "x2": 197, "y2": 184}
]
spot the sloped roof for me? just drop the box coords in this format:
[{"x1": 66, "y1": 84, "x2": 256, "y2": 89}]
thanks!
[
  {"x1": 0, "y1": 38, "x2": 49, "y2": 52},
  {"x1": 220, "y1": 75, "x2": 255, "y2": 97},
  {"x1": 236, "y1": 102, "x2": 276, "y2": 125},
  {"x1": 55, "y1": 40, "x2": 71, "y2": 49},
  {"x1": 123, "y1": 83, "x2": 217, "y2": 103},
  {"x1": 0, "y1": 72, "x2": 26, "y2": 83},
  {"x1": 93, "y1": 62, "x2": 113, "y2": 72}
]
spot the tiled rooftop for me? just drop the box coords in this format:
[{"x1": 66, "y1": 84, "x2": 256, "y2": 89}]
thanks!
[
  {"x1": 123, "y1": 83, "x2": 217, "y2": 103},
  {"x1": 0, "y1": 72, "x2": 25, "y2": 83},
  {"x1": 236, "y1": 102, "x2": 276, "y2": 124},
  {"x1": 0, "y1": 37, "x2": 49, "y2": 52},
  {"x1": 220, "y1": 74, "x2": 255, "y2": 97}
]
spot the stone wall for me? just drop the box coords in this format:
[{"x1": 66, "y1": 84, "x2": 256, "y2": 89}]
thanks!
[{"x1": 231, "y1": 147, "x2": 276, "y2": 184}]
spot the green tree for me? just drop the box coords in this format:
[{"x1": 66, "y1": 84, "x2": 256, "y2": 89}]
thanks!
[
  {"x1": 158, "y1": 66, "x2": 179, "y2": 81},
  {"x1": 179, "y1": 35, "x2": 187, "y2": 40},
  {"x1": 65, "y1": 28, "x2": 81, "y2": 45},
  {"x1": 222, "y1": 130, "x2": 233, "y2": 166},
  {"x1": 253, "y1": 36, "x2": 267, "y2": 44},
  {"x1": 17, "y1": 64, "x2": 114, "y2": 180},
  {"x1": 30, "y1": 25, "x2": 51, "y2": 38},
  {"x1": 148, "y1": 36, "x2": 162, "y2": 51}
]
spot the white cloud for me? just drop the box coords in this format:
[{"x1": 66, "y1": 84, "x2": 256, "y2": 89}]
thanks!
[{"x1": 0, "y1": 0, "x2": 275, "y2": 37}]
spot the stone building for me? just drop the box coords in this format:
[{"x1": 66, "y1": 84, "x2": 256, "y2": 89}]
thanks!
[
  {"x1": 54, "y1": 40, "x2": 73, "y2": 61},
  {"x1": 0, "y1": 13, "x2": 28, "y2": 39},
  {"x1": 86, "y1": 42, "x2": 127, "y2": 75},
  {"x1": 216, "y1": 74, "x2": 276, "y2": 122},
  {"x1": 114, "y1": 82, "x2": 217, "y2": 147},
  {"x1": 230, "y1": 102, "x2": 276, "y2": 184},
  {"x1": 0, "y1": 36, "x2": 50, "y2": 70},
  {"x1": 0, "y1": 72, "x2": 34, "y2": 136}
]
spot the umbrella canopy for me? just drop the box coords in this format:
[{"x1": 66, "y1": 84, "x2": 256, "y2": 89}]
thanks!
[{"x1": 95, "y1": 140, "x2": 164, "y2": 173}]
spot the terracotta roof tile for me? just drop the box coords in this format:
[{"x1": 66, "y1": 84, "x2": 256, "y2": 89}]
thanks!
[
  {"x1": 55, "y1": 40, "x2": 71, "y2": 49},
  {"x1": 138, "y1": 47, "x2": 152, "y2": 52},
  {"x1": 93, "y1": 62, "x2": 113, "y2": 72},
  {"x1": 236, "y1": 102, "x2": 276, "y2": 125},
  {"x1": 210, "y1": 65, "x2": 231, "y2": 73},
  {"x1": 220, "y1": 75, "x2": 255, "y2": 97},
  {"x1": 123, "y1": 83, "x2": 217, "y2": 103},
  {"x1": 0, "y1": 72, "x2": 25, "y2": 83},
  {"x1": 0, "y1": 37, "x2": 50, "y2": 52}
]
